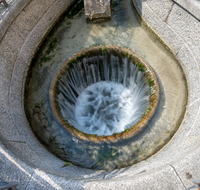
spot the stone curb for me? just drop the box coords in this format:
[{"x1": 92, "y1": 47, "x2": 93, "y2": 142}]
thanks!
[
  {"x1": 173, "y1": 0, "x2": 200, "y2": 20},
  {"x1": 0, "y1": 0, "x2": 32, "y2": 41}
]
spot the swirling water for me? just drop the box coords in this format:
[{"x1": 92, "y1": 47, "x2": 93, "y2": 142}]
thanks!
[{"x1": 57, "y1": 53, "x2": 149, "y2": 136}]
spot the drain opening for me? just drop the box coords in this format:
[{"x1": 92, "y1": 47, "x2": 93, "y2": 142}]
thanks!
[{"x1": 49, "y1": 46, "x2": 159, "y2": 142}]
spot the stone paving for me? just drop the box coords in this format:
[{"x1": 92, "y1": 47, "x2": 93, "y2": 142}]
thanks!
[
  {"x1": 0, "y1": 0, "x2": 31, "y2": 41},
  {"x1": 0, "y1": 0, "x2": 200, "y2": 189},
  {"x1": 0, "y1": 0, "x2": 15, "y2": 17}
]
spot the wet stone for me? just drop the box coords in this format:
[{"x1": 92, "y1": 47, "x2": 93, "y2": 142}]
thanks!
[{"x1": 84, "y1": 0, "x2": 111, "y2": 22}]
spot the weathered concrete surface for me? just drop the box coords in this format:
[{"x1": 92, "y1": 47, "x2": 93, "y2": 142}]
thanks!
[
  {"x1": 84, "y1": 0, "x2": 111, "y2": 21},
  {"x1": 0, "y1": 0, "x2": 32, "y2": 38},
  {"x1": 172, "y1": 142, "x2": 200, "y2": 188},
  {"x1": 0, "y1": 141, "x2": 34, "y2": 190},
  {"x1": 167, "y1": 3, "x2": 200, "y2": 70},
  {"x1": 0, "y1": 0, "x2": 200, "y2": 189},
  {"x1": 25, "y1": 165, "x2": 185, "y2": 190},
  {"x1": 174, "y1": 0, "x2": 200, "y2": 20},
  {"x1": 145, "y1": 0, "x2": 174, "y2": 22}
]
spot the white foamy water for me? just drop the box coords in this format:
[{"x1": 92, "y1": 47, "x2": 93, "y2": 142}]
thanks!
[
  {"x1": 75, "y1": 81, "x2": 147, "y2": 136},
  {"x1": 57, "y1": 53, "x2": 149, "y2": 136}
]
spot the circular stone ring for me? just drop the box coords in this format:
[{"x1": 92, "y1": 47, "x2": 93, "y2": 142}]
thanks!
[{"x1": 49, "y1": 45, "x2": 159, "y2": 143}]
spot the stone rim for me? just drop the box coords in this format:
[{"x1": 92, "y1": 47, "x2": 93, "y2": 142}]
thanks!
[{"x1": 49, "y1": 45, "x2": 159, "y2": 143}]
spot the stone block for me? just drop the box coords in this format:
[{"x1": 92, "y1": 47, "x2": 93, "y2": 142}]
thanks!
[
  {"x1": 4, "y1": 141, "x2": 50, "y2": 169},
  {"x1": 26, "y1": 166, "x2": 184, "y2": 190},
  {"x1": 12, "y1": 54, "x2": 27, "y2": 79},
  {"x1": 11, "y1": 0, "x2": 55, "y2": 40},
  {"x1": 176, "y1": 44, "x2": 200, "y2": 104},
  {"x1": 0, "y1": 33, "x2": 2, "y2": 41},
  {"x1": 0, "y1": 26, "x2": 24, "y2": 52},
  {"x1": 0, "y1": 26, "x2": 24, "y2": 81},
  {"x1": 0, "y1": 75, "x2": 9, "y2": 109},
  {"x1": 0, "y1": 106, "x2": 22, "y2": 141},
  {"x1": 9, "y1": 74, "x2": 24, "y2": 116},
  {"x1": 0, "y1": 55, "x2": 13, "y2": 81},
  {"x1": 145, "y1": 0, "x2": 174, "y2": 21},
  {"x1": 186, "y1": 106, "x2": 200, "y2": 136},
  {"x1": 26, "y1": 168, "x2": 84, "y2": 190},
  {"x1": 0, "y1": 0, "x2": 31, "y2": 37},
  {"x1": 87, "y1": 165, "x2": 185, "y2": 190},
  {"x1": 0, "y1": 142, "x2": 34, "y2": 190},
  {"x1": 172, "y1": 145, "x2": 200, "y2": 188},
  {"x1": 167, "y1": 3, "x2": 200, "y2": 66},
  {"x1": 173, "y1": 0, "x2": 200, "y2": 20},
  {"x1": 84, "y1": 0, "x2": 111, "y2": 21},
  {"x1": 132, "y1": 0, "x2": 184, "y2": 55}
]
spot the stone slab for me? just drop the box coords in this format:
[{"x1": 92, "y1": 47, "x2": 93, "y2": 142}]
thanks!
[
  {"x1": 0, "y1": 55, "x2": 13, "y2": 81},
  {"x1": 176, "y1": 44, "x2": 200, "y2": 104},
  {"x1": 25, "y1": 165, "x2": 185, "y2": 190},
  {"x1": 11, "y1": 0, "x2": 55, "y2": 40},
  {"x1": 167, "y1": 3, "x2": 200, "y2": 67},
  {"x1": 0, "y1": 26, "x2": 24, "y2": 82},
  {"x1": 9, "y1": 78, "x2": 24, "y2": 117},
  {"x1": 26, "y1": 168, "x2": 85, "y2": 190},
  {"x1": 3, "y1": 141, "x2": 50, "y2": 169},
  {"x1": 132, "y1": 0, "x2": 184, "y2": 55},
  {"x1": 145, "y1": 0, "x2": 174, "y2": 22},
  {"x1": 0, "y1": 142, "x2": 34, "y2": 190},
  {"x1": 173, "y1": 0, "x2": 200, "y2": 20},
  {"x1": 1, "y1": 26, "x2": 24, "y2": 52},
  {"x1": 0, "y1": 75, "x2": 10, "y2": 109},
  {"x1": 172, "y1": 145, "x2": 200, "y2": 188},
  {"x1": 84, "y1": 0, "x2": 111, "y2": 21},
  {"x1": 88, "y1": 165, "x2": 185, "y2": 190},
  {"x1": 0, "y1": 106, "x2": 22, "y2": 142},
  {"x1": 0, "y1": 0, "x2": 31, "y2": 38}
]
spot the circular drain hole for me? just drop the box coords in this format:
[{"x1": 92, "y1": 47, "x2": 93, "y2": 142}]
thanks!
[
  {"x1": 49, "y1": 46, "x2": 159, "y2": 143},
  {"x1": 75, "y1": 81, "x2": 147, "y2": 136}
]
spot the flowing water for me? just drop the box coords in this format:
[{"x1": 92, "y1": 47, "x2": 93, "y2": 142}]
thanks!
[
  {"x1": 57, "y1": 54, "x2": 149, "y2": 136},
  {"x1": 25, "y1": 0, "x2": 187, "y2": 170}
]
